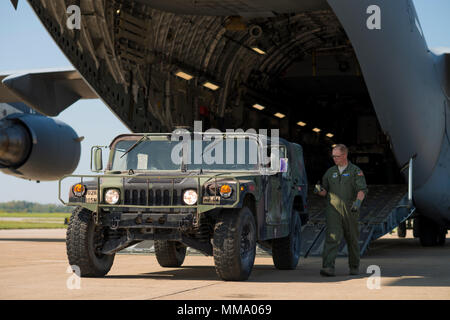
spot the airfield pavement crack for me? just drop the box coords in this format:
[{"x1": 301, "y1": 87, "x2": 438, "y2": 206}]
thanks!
[{"x1": 146, "y1": 283, "x2": 220, "y2": 300}]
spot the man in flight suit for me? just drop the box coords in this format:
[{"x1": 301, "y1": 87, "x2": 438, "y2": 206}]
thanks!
[{"x1": 315, "y1": 144, "x2": 368, "y2": 276}]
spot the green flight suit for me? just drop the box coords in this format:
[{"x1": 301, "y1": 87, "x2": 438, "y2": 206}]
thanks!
[{"x1": 321, "y1": 162, "x2": 368, "y2": 270}]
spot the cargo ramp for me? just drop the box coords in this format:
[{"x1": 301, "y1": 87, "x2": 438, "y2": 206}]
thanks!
[{"x1": 300, "y1": 184, "x2": 416, "y2": 257}]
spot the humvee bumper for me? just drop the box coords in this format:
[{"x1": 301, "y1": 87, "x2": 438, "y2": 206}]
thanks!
[{"x1": 103, "y1": 212, "x2": 195, "y2": 230}]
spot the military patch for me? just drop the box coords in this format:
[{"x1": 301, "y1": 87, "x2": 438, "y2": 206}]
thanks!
[
  {"x1": 358, "y1": 171, "x2": 364, "y2": 176},
  {"x1": 342, "y1": 173, "x2": 350, "y2": 177},
  {"x1": 332, "y1": 172, "x2": 338, "y2": 178}
]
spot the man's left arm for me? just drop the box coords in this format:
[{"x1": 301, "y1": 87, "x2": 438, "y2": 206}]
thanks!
[{"x1": 352, "y1": 169, "x2": 368, "y2": 212}]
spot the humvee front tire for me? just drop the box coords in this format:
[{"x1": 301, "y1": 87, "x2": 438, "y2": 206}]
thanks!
[
  {"x1": 154, "y1": 241, "x2": 187, "y2": 267},
  {"x1": 66, "y1": 207, "x2": 115, "y2": 277},
  {"x1": 213, "y1": 207, "x2": 256, "y2": 281},
  {"x1": 272, "y1": 210, "x2": 302, "y2": 270}
]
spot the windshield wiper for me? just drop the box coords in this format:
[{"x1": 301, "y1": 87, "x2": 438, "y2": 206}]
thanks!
[
  {"x1": 120, "y1": 136, "x2": 148, "y2": 159},
  {"x1": 194, "y1": 136, "x2": 226, "y2": 173},
  {"x1": 181, "y1": 157, "x2": 187, "y2": 172}
]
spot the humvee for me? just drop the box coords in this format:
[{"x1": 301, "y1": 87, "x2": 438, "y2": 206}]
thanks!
[{"x1": 60, "y1": 132, "x2": 308, "y2": 281}]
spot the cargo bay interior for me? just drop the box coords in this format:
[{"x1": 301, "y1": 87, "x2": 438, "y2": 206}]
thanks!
[
  {"x1": 19, "y1": 2, "x2": 407, "y2": 187},
  {"x1": 229, "y1": 52, "x2": 404, "y2": 186},
  {"x1": 13, "y1": 1, "x2": 423, "y2": 255}
]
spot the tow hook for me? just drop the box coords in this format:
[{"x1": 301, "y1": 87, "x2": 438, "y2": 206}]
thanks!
[{"x1": 111, "y1": 217, "x2": 120, "y2": 230}]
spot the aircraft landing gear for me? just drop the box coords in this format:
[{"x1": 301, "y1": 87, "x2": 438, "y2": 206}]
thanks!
[
  {"x1": 397, "y1": 221, "x2": 407, "y2": 238},
  {"x1": 415, "y1": 216, "x2": 447, "y2": 247}
]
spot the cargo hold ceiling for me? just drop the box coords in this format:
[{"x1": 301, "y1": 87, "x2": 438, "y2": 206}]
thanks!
[{"x1": 27, "y1": 0, "x2": 360, "y2": 133}]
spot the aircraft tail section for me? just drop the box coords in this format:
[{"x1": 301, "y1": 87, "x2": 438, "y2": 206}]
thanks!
[
  {"x1": 327, "y1": 0, "x2": 446, "y2": 190},
  {"x1": 328, "y1": 0, "x2": 450, "y2": 224}
]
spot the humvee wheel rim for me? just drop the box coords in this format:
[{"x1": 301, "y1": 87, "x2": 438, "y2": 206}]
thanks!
[
  {"x1": 240, "y1": 220, "x2": 255, "y2": 259},
  {"x1": 175, "y1": 242, "x2": 186, "y2": 258},
  {"x1": 92, "y1": 226, "x2": 107, "y2": 258}
]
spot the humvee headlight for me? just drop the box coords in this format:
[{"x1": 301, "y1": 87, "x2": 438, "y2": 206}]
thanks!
[
  {"x1": 219, "y1": 185, "x2": 233, "y2": 198},
  {"x1": 183, "y1": 190, "x2": 198, "y2": 206},
  {"x1": 73, "y1": 184, "x2": 86, "y2": 197},
  {"x1": 105, "y1": 189, "x2": 120, "y2": 205}
]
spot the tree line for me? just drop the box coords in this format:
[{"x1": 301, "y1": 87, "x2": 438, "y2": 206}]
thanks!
[{"x1": 0, "y1": 201, "x2": 72, "y2": 213}]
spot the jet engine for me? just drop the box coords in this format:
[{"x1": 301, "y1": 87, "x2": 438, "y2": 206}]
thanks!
[{"x1": 0, "y1": 114, "x2": 81, "y2": 181}]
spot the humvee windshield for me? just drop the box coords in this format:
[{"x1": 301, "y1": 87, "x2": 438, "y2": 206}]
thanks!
[{"x1": 110, "y1": 136, "x2": 261, "y2": 171}]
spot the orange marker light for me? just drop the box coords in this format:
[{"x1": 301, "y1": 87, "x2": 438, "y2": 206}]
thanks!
[
  {"x1": 73, "y1": 184, "x2": 86, "y2": 197},
  {"x1": 220, "y1": 185, "x2": 232, "y2": 198}
]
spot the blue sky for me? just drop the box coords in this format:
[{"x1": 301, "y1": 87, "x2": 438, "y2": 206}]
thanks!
[{"x1": 0, "y1": 0, "x2": 449, "y2": 204}]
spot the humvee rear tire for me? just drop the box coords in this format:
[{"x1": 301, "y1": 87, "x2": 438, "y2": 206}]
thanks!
[
  {"x1": 272, "y1": 210, "x2": 302, "y2": 270},
  {"x1": 154, "y1": 241, "x2": 187, "y2": 267},
  {"x1": 213, "y1": 207, "x2": 256, "y2": 281},
  {"x1": 66, "y1": 207, "x2": 115, "y2": 277}
]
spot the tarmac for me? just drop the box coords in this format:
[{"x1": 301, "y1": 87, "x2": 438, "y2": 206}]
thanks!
[{"x1": 0, "y1": 229, "x2": 449, "y2": 300}]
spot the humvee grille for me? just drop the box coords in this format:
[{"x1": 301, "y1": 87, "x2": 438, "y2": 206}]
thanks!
[{"x1": 124, "y1": 188, "x2": 182, "y2": 206}]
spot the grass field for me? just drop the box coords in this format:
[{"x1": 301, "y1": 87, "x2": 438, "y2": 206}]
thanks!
[
  {"x1": 0, "y1": 221, "x2": 68, "y2": 229},
  {"x1": 0, "y1": 213, "x2": 71, "y2": 218},
  {"x1": 0, "y1": 212, "x2": 71, "y2": 230}
]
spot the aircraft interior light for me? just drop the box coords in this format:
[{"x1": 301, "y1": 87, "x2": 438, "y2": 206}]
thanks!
[
  {"x1": 252, "y1": 104, "x2": 265, "y2": 111},
  {"x1": 175, "y1": 70, "x2": 194, "y2": 81},
  {"x1": 202, "y1": 82, "x2": 220, "y2": 91},
  {"x1": 251, "y1": 47, "x2": 266, "y2": 55}
]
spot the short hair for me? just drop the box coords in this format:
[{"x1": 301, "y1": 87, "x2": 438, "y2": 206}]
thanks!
[{"x1": 333, "y1": 144, "x2": 348, "y2": 155}]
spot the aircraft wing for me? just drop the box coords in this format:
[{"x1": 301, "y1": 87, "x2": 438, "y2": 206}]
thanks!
[{"x1": 0, "y1": 68, "x2": 97, "y2": 116}]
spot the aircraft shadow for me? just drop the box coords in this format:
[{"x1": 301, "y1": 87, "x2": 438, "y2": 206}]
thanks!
[{"x1": 362, "y1": 237, "x2": 450, "y2": 287}]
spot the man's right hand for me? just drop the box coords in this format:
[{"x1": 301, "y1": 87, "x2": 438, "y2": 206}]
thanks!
[{"x1": 314, "y1": 181, "x2": 323, "y2": 194}]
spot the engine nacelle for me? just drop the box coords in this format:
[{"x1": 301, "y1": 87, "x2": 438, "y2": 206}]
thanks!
[{"x1": 0, "y1": 114, "x2": 81, "y2": 181}]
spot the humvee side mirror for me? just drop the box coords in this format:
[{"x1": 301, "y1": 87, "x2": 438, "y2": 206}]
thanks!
[
  {"x1": 267, "y1": 145, "x2": 288, "y2": 173},
  {"x1": 280, "y1": 158, "x2": 288, "y2": 173},
  {"x1": 270, "y1": 152, "x2": 280, "y2": 172},
  {"x1": 91, "y1": 147, "x2": 104, "y2": 172}
]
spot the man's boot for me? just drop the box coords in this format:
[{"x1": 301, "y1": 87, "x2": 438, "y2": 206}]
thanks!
[{"x1": 320, "y1": 268, "x2": 336, "y2": 277}]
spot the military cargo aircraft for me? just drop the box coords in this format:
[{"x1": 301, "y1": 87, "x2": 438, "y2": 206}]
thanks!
[{"x1": 0, "y1": 0, "x2": 448, "y2": 247}]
